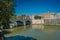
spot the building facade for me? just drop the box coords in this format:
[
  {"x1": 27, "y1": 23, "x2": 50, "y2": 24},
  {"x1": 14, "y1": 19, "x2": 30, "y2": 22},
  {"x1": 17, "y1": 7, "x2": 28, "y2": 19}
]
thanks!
[
  {"x1": 30, "y1": 15, "x2": 44, "y2": 24},
  {"x1": 30, "y1": 12, "x2": 60, "y2": 24}
]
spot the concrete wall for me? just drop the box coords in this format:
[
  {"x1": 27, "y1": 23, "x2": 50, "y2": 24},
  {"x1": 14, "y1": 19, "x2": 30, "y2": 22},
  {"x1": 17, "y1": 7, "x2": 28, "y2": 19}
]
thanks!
[
  {"x1": 44, "y1": 19, "x2": 60, "y2": 24},
  {"x1": 29, "y1": 13, "x2": 60, "y2": 24},
  {"x1": 31, "y1": 19, "x2": 44, "y2": 24},
  {"x1": 30, "y1": 16, "x2": 44, "y2": 24}
]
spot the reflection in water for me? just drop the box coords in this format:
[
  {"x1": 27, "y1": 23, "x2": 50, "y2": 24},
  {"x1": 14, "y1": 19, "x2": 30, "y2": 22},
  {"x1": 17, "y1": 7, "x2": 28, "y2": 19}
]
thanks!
[
  {"x1": 24, "y1": 25, "x2": 31, "y2": 30},
  {"x1": 32, "y1": 25, "x2": 60, "y2": 34},
  {"x1": 32, "y1": 25, "x2": 44, "y2": 30},
  {"x1": 5, "y1": 25, "x2": 60, "y2": 40},
  {"x1": 20, "y1": 25, "x2": 60, "y2": 40}
]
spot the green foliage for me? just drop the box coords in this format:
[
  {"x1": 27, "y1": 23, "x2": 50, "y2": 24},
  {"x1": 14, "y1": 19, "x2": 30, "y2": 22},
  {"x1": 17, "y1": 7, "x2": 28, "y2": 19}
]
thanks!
[
  {"x1": 0, "y1": 0, "x2": 15, "y2": 26},
  {"x1": 11, "y1": 14, "x2": 16, "y2": 19},
  {"x1": 34, "y1": 16, "x2": 42, "y2": 19},
  {"x1": 20, "y1": 14, "x2": 26, "y2": 19}
]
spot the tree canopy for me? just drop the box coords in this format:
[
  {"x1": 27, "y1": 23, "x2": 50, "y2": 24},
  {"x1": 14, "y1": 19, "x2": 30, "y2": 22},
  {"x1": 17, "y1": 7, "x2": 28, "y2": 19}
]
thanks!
[
  {"x1": 0, "y1": 0, "x2": 15, "y2": 26},
  {"x1": 34, "y1": 16, "x2": 42, "y2": 19},
  {"x1": 20, "y1": 14, "x2": 26, "y2": 19}
]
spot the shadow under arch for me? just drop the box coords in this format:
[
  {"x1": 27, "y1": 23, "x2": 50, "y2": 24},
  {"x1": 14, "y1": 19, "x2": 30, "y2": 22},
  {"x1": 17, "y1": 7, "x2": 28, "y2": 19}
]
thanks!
[{"x1": 26, "y1": 20, "x2": 31, "y2": 25}]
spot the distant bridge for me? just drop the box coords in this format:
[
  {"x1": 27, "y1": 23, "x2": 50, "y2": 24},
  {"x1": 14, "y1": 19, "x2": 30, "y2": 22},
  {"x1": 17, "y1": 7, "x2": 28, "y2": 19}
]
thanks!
[{"x1": 16, "y1": 19, "x2": 32, "y2": 26}]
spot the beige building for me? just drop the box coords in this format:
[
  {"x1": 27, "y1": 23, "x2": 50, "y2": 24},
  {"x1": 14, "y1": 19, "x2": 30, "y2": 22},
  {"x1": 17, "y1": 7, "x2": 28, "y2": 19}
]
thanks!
[
  {"x1": 29, "y1": 12, "x2": 60, "y2": 24},
  {"x1": 30, "y1": 15, "x2": 44, "y2": 24}
]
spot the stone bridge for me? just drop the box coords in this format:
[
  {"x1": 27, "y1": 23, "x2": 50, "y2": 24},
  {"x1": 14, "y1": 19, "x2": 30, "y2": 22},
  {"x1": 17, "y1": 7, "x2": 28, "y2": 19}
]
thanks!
[{"x1": 16, "y1": 19, "x2": 32, "y2": 26}]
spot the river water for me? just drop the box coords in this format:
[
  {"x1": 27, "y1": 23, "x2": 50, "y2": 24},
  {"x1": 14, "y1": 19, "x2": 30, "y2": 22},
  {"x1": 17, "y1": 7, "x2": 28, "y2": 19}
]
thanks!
[{"x1": 5, "y1": 25, "x2": 60, "y2": 40}]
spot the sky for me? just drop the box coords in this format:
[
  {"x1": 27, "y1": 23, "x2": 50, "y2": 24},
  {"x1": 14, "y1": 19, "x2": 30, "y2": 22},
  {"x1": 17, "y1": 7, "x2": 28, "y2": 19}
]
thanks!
[{"x1": 14, "y1": 0, "x2": 60, "y2": 16}]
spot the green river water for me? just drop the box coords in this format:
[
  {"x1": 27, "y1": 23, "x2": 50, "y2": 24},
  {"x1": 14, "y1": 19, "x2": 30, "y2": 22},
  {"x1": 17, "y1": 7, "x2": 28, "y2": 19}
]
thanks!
[{"x1": 4, "y1": 25, "x2": 60, "y2": 40}]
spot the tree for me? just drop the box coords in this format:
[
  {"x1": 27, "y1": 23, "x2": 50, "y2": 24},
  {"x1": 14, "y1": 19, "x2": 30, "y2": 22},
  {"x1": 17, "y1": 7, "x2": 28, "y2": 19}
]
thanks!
[
  {"x1": 0, "y1": 0, "x2": 15, "y2": 29},
  {"x1": 11, "y1": 14, "x2": 16, "y2": 20},
  {"x1": 34, "y1": 16, "x2": 42, "y2": 19},
  {"x1": 20, "y1": 14, "x2": 26, "y2": 19}
]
